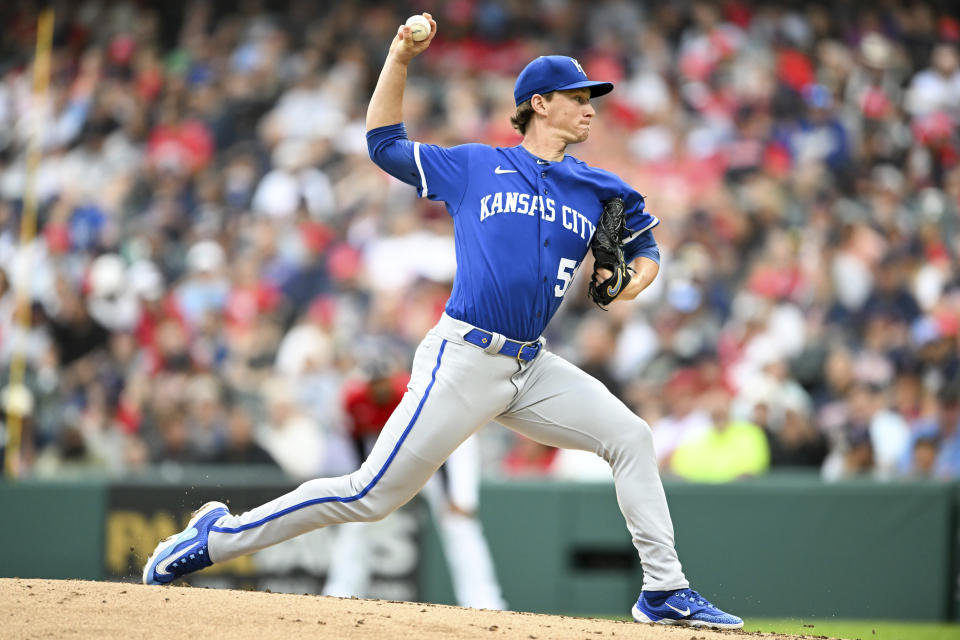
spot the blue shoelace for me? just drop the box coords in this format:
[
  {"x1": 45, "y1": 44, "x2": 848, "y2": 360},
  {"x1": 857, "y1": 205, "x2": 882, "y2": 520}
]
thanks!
[{"x1": 676, "y1": 589, "x2": 713, "y2": 609}]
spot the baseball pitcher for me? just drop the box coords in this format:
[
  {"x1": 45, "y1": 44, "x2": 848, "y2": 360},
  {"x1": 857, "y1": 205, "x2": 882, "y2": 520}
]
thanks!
[{"x1": 143, "y1": 13, "x2": 743, "y2": 630}]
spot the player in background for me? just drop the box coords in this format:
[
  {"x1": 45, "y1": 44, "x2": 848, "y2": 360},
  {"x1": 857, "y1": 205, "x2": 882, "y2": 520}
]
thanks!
[
  {"x1": 144, "y1": 13, "x2": 743, "y2": 630},
  {"x1": 323, "y1": 357, "x2": 505, "y2": 610}
]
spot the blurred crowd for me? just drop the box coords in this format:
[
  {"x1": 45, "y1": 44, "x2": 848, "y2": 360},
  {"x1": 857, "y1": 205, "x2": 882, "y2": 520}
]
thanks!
[{"x1": 1, "y1": 0, "x2": 959, "y2": 482}]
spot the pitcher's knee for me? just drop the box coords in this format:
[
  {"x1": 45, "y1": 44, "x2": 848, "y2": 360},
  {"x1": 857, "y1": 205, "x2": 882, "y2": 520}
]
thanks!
[
  {"x1": 635, "y1": 418, "x2": 655, "y2": 446},
  {"x1": 352, "y1": 498, "x2": 397, "y2": 522},
  {"x1": 615, "y1": 417, "x2": 655, "y2": 452}
]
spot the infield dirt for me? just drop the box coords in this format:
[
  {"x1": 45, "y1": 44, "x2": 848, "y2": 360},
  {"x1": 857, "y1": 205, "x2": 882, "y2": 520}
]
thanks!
[{"x1": 0, "y1": 578, "x2": 836, "y2": 640}]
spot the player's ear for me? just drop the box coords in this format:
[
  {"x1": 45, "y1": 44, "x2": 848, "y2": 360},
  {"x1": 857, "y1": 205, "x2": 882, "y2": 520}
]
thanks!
[{"x1": 530, "y1": 93, "x2": 549, "y2": 116}]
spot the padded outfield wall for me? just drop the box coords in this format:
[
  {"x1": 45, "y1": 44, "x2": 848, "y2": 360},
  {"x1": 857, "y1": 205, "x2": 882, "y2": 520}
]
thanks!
[
  {"x1": 0, "y1": 470, "x2": 956, "y2": 620},
  {"x1": 423, "y1": 477, "x2": 958, "y2": 620}
]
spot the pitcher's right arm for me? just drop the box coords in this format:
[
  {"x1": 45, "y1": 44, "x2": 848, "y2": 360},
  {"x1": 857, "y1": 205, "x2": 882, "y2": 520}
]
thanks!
[{"x1": 366, "y1": 13, "x2": 436, "y2": 131}]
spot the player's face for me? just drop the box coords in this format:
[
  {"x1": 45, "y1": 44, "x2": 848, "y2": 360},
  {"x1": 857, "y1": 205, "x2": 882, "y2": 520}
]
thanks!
[{"x1": 545, "y1": 88, "x2": 595, "y2": 144}]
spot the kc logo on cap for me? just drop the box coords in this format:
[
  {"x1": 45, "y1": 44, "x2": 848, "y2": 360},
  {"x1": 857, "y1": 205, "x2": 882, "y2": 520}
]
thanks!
[{"x1": 513, "y1": 55, "x2": 614, "y2": 106}]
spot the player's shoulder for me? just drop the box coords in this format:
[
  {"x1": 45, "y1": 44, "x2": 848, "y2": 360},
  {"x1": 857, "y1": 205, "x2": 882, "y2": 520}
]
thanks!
[
  {"x1": 564, "y1": 155, "x2": 618, "y2": 179},
  {"x1": 428, "y1": 142, "x2": 494, "y2": 155},
  {"x1": 441, "y1": 143, "x2": 528, "y2": 167},
  {"x1": 563, "y1": 155, "x2": 633, "y2": 194},
  {"x1": 422, "y1": 142, "x2": 498, "y2": 168},
  {"x1": 457, "y1": 142, "x2": 493, "y2": 152},
  {"x1": 417, "y1": 141, "x2": 492, "y2": 158}
]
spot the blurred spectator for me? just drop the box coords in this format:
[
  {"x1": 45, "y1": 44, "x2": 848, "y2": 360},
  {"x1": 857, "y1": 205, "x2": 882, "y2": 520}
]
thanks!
[
  {"x1": 47, "y1": 283, "x2": 109, "y2": 367},
  {"x1": 906, "y1": 435, "x2": 940, "y2": 478},
  {"x1": 669, "y1": 391, "x2": 770, "y2": 482},
  {"x1": 783, "y1": 83, "x2": 852, "y2": 174},
  {"x1": 175, "y1": 240, "x2": 229, "y2": 329},
  {"x1": 146, "y1": 95, "x2": 213, "y2": 175},
  {"x1": 209, "y1": 405, "x2": 277, "y2": 466},
  {"x1": 251, "y1": 139, "x2": 336, "y2": 220},
  {"x1": 765, "y1": 387, "x2": 828, "y2": 469},
  {"x1": 900, "y1": 382, "x2": 960, "y2": 478},
  {"x1": 822, "y1": 427, "x2": 876, "y2": 481},
  {"x1": 649, "y1": 369, "x2": 711, "y2": 469},
  {"x1": 502, "y1": 436, "x2": 558, "y2": 477},
  {"x1": 144, "y1": 404, "x2": 200, "y2": 465},
  {"x1": 905, "y1": 43, "x2": 960, "y2": 117},
  {"x1": 184, "y1": 375, "x2": 228, "y2": 459},
  {"x1": 255, "y1": 376, "x2": 325, "y2": 480},
  {"x1": 575, "y1": 316, "x2": 623, "y2": 399},
  {"x1": 860, "y1": 254, "x2": 921, "y2": 328},
  {"x1": 821, "y1": 383, "x2": 910, "y2": 480}
]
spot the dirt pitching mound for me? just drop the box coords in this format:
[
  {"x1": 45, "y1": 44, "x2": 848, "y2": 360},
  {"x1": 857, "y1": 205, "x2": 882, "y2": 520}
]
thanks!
[{"x1": 1, "y1": 579, "x2": 832, "y2": 640}]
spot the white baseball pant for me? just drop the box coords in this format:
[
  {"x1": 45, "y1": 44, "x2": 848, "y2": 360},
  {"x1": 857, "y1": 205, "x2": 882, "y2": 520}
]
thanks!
[{"x1": 208, "y1": 312, "x2": 689, "y2": 592}]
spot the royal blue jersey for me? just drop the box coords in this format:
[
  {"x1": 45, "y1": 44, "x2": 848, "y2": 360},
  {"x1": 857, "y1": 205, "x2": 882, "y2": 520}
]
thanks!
[{"x1": 368, "y1": 124, "x2": 660, "y2": 342}]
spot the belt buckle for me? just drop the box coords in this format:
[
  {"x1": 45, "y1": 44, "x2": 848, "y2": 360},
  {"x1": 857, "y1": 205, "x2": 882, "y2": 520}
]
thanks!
[{"x1": 516, "y1": 341, "x2": 537, "y2": 362}]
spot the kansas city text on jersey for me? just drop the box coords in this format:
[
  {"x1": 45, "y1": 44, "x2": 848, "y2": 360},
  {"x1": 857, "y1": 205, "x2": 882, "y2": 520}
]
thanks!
[{"x1": 479, "y1": 191, "x2": 596, "y2": 240}]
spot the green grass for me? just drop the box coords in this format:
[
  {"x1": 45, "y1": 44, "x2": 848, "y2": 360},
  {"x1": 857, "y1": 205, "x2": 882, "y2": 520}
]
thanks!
[{"x1": 744, "y1": 619, "x2": 960, "y2": 640}]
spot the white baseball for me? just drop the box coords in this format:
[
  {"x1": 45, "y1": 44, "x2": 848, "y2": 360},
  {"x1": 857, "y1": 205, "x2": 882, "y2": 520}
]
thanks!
[{"x1": 405, "y1": 15, "x2": 430, "y2": 42}]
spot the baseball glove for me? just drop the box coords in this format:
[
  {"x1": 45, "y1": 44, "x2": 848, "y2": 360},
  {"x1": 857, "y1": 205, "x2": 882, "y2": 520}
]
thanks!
[{"x1": 587, "y1": 197, "x2": 633, "y2": 308}]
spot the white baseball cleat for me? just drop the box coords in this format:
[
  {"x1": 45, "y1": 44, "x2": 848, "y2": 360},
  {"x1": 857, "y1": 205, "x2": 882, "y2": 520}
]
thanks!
[{"x1": 142, "y1": 501, "x2": 229, "y2": 585}]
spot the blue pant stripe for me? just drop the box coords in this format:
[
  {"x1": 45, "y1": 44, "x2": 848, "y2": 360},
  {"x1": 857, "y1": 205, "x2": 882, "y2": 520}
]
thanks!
[{"x1": 211, "y1": 339, "x2": 448, "y2": 534}]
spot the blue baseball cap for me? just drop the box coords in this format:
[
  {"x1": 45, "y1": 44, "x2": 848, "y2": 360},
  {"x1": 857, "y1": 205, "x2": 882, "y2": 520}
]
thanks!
[{"x1": 514, "y1": 55, "x2": 614, "y2": 106}]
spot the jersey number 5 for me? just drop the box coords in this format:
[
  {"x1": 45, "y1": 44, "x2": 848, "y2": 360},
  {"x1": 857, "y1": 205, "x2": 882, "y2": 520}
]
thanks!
[{"x1": 554, "y1": 258, "x2": 578, "y2": 297}]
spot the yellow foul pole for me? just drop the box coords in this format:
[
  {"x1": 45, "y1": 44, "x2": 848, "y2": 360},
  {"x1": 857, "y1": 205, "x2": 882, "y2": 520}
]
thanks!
[{"x1": 5, "y1": 9, "x2": 55, "y2": 479}]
